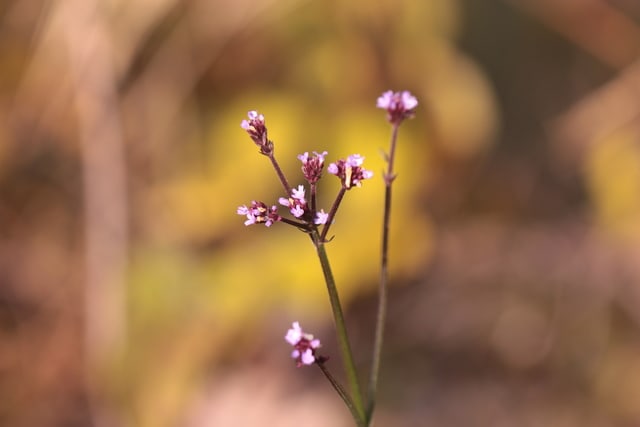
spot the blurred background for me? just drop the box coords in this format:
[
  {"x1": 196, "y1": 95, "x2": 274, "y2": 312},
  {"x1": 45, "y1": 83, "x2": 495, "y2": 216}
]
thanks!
[{"x1": 2, "y1": 0, "x2": 640, "y2": 425}]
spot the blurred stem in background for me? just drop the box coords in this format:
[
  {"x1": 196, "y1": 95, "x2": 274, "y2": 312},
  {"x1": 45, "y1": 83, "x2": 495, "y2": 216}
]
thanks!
[{"x1": 61, "y1": 0, "x2": 128, "y2": 424}]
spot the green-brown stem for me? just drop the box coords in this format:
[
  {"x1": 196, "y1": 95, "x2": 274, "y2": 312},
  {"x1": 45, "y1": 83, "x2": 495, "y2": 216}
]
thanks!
[
  {"x1": 367, "y1": 122, "x2": 400, "y2": 423},
  {"x1": 317, "y1": 362, "x2": 366, "y2": 427},
  {"x1": 320, "y1": 187, "x2": 347, "y2": 242},
  {"x1": 268, "y1": 152, "x2": 292, "y2": 195},
  {"x1": 313, "y1": 230, "x2": 365, "y2": 422}
]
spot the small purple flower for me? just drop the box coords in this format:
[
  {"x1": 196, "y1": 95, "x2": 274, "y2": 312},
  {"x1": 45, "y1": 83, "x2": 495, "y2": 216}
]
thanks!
[
  {"x1": 279, "y1": 185, "x2": 308, "y2": 218},
  {"x1": 237, "y1": 201, "x2": 281, "y2": 227},
  {"x1": 314, "y1": 209, "x2": 329, "y2": 225},
  {"x1": 241, "y1": 110, "x2": 273, "y2": 155},
  {"x1": 298, "y1": 151, "x2": 328, "y2": 184},
  {"x1": 291, "y1": 185, "x2": 306, "y2": 201},
  {"x1": 285, "y1": 322, "x2": 321, "y2": 367},
  {"x1": 376, "y1": 90, "x2": 418, "y2": 124},
  {"x1": 328, "y1": 154, "x2": 374, "y2": 189}
]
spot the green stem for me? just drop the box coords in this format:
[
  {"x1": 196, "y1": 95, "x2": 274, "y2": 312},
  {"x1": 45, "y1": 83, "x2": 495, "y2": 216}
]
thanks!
[
  {"x1": 317, "y1": 362, "x2": 366, "y2": 427},
  {"x1": 367, "y1": 123, "x2": 400, "y2": 423},
  {"x1": 313, "y1": 232, "x2": 365, "y2": 422},
  {"x1": 268, "y1": 152, "x2": 292, "y2": 195}
]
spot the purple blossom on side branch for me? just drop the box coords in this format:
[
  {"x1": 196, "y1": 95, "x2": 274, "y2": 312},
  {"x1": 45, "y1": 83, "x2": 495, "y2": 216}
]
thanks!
[
  {"x1": 315, "y1": 209, "x2": 329, "y2": 225},
  {"x1": 328, "y1": 154, "x2": 374, "y2": 189},
  {"x1": 236, "y1": 201, "x2": 281, "y2": 227},
  {"x1": 278, "y1": 185, "x2": 308, "y2": 218},
  {"x1": 376, "y1": 90, "x2": 418, "y2": 125},
  {"x1": 285, "y1": 322, "x2": 322, "y2": 367}
]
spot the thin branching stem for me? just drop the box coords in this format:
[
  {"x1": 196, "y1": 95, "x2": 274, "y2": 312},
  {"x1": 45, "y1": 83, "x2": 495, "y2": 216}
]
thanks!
[{"x1": 280, "y1": 217, "x2": 311, "y2": 230}]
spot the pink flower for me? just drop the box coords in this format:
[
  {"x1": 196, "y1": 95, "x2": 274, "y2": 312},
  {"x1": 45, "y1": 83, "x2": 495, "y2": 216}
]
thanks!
[
  {"x1": 328, "y1": 154, "x2": 374, "y2": 189},
  {"x1": 298, "y1": 151, "x2": 328, "y2": 184},
  {"x1": 285, "y1": 322, "x2": 321, "y2": 367},
  {"x1": 314, "y1": 209, "x2": 329, "y2": 225},
  {"x1": 237, "y1": 201, "x2": 281, "y2": 227},
  {"x1": 241, "y1": 110, "x2": 273, "y2": 155},
  {"x1": 279, "y1": 185, "x2": 308, "y2": 218},
  {"x1": 376, "y1": 90, "x2": 418, "y2": 124}
]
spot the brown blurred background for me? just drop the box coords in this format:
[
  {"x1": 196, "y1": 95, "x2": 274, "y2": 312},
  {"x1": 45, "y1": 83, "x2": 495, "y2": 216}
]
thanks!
[{"x1": 2, "y1": 0, "x2": 640, "y2": 426}]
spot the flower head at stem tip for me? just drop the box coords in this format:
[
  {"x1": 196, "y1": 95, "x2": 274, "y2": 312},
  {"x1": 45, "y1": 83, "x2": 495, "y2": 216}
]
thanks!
[
  {"x1": 376, "y1": 90, "x2": 418, "y2": 125},
  {"x1": 299, "y1": 151, "x2": 328, "y2": 184},
  {"x1": 285, "y1": 322, "x2": 322, "y2": 367},
  {"x1": 241, "y1": 110, "x2": 273, "y2": 155},
  {"x1": 328, "y1": 154, "x2": 374, "y2": 189}
]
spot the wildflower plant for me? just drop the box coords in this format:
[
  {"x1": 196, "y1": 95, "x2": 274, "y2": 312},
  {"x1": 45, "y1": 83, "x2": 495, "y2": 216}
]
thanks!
[{"x1": 236, "y1": 90, "x2": 418, "y2": 426}]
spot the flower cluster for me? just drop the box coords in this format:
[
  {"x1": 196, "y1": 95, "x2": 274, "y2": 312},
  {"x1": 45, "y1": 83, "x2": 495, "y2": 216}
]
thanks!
[
  {"x1": 299, "y1": 151, "x2": 327, "y2": 184},
  {"x1": 236, "y1": 115, "x2": 374, "y2": 231},
  {"x1": 272, "y1": 185, "x2": 328, "y2": 225},
  {"x1": 376, "y1": 90, "x2": 418, "y2": 125},
  {"x1": 285, "y1": 322, "x2": 322, "y2": 367},
  {"x1": 241, "y1": 110, "x2": 273, "y2": 155},
  {"x1": 328, "y1": 154, "x2": 374, "y2": 190},
  {"x1": 236, "y1": 201, "x2": 280, "y2": 227},
  {"x1": 278, "y1": 185, "x2": 307, "y2": 219}
]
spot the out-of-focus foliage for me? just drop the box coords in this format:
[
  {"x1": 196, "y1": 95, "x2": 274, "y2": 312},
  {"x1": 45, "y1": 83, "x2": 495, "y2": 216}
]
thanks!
[
  {"x1": 3, "y1": 0, "x2": 640, "y2": 426},
  {"x1": 586, "y1": 128, "x2": 640, "y2": 239}
]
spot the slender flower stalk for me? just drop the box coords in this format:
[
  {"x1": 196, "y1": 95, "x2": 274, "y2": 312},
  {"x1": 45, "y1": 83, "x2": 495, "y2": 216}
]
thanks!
[
  {"x1": 319, "y1": 187, "x2": 346, "y2": 242},
  {"x1": 269, "y1": 153, "x2": 293, "y2": 195},
  {"x1": 312, "y1": 229, "x2": 366, "y2": 421},
  {"x1": 366, "y1": 122, "x2": 398, "y2": 420},
  {"x1": 366, "y1": 91, "x2": 417, "y2": 423}
]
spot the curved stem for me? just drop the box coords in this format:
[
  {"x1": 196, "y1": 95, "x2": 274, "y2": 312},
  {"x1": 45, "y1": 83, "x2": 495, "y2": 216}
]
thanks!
[
  {"x1": 313, "y1": 232, "x2": 365, "y2": 421},
  {"x1": 367, "y1": 122, "x2": 400, "y2": 423},
  {"x1": 317, "y1": 362, "x2": 366, "y2": 427}
]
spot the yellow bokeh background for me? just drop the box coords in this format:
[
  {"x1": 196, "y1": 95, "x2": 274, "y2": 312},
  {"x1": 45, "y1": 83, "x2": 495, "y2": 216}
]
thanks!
[{"x1": 3, "y1": 0, "x2": 640, "y2": 426}]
